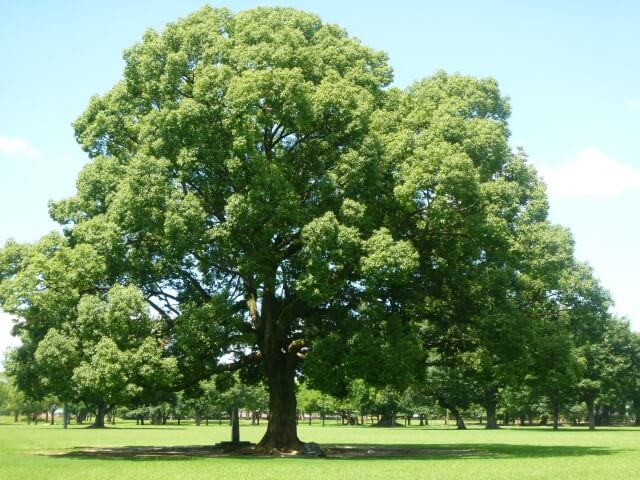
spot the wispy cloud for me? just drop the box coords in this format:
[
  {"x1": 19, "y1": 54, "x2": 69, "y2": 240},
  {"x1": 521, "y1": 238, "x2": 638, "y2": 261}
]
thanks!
[
  {"x1": 0, "y1": 136, "x2": 40, "y2": 159},
  {"x1": 538, "y1": 148, "x2": 640, "y2": 199},
  {"x1": 0, "y1": 135, "x2": 83, "y2": 168}
]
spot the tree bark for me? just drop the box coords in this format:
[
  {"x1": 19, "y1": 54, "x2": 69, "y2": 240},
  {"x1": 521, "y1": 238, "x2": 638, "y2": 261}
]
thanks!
[
  {"x1": 257, "y1": 353, "x2": 301, "y2": 451},
  {"x1": 552, "y1": 403, "x2": 559, "y2": 430},
  {"x1": 89, "y1": 403, "x2": 106, "y2": 428},
  {"x1": 585, "y1": 398, "x2": 596, "y2": 431},
  {"x1": 634, "y1": 397, "x2": 640, "y2": 426},
  {"x1": 376, "y1": 412, "x2": 398, "y2": 427},
  {"x1": 485, "y1": 401, "x2": 499, "y2": 429},
  {"x1": 437, "y1": 399, "x2": 466, "y2": 430}
]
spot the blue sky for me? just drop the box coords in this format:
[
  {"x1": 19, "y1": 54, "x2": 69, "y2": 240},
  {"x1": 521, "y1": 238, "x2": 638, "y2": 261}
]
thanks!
[{"x1": 1, "y1": 1, "x2": 640, "y2": 358}]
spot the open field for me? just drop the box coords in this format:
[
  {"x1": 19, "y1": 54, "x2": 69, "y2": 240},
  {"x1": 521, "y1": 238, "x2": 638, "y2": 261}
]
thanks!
[{"x1": 1, "y1": 418, "x2": 639, "y2": 480}]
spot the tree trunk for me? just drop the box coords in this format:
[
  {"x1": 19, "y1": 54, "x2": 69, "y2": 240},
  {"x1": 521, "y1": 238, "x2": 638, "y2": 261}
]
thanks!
[
  {"x1": 231, "y1": 406, "x2": 240, "y2": 443},
  {"x1": 451, "y1": 407, "x2": 467, "y2": 430},
  {"x1": 257, "y1": 354, "x2": 301, "y2": 452},
  {"x1": 90, "y1": 403, "x2": 106, "y2": 428},
  {"x1": 63, "y1": 402, "x2": 68, "y2": 430},
  {"x1": 437, "y1": 399, "x2": 466, "y2": 430},
  {"x1": 485, "y1": 401, "x2": 499, "y2": 429},
  {"x1": 634, "y1": 398, "x2": 640, "y2": 426},
  {"x1": 376, "y1": 412, "x2": 398, "y2": 427},
  {"x1": 584, "y1": 397, "x2": 596, "y2": 430},
  {"x1": 552, "y1": 403, "x2": 559, "y2": 430}
]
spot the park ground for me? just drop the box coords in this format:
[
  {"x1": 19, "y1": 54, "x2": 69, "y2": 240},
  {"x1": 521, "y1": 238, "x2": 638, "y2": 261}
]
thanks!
[{"x1": 1, "y1": 418, "x2": 639, "y2": 479}]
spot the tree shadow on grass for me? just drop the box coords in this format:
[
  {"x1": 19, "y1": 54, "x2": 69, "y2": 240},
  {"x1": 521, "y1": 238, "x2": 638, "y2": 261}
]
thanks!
[
  {"x1": 39, "y1": 442, "x2": 620, "y2": 462},
  {"x1": 101, "y1": 427, "x2": 190, "y2": 431}
]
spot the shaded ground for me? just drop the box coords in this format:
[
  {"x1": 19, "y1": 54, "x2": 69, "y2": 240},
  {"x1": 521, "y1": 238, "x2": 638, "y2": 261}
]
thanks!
[
  {"x1": 35, "y1": 442, "x2": 616, "y2": 460},
  {"x1": 36, "y1": 444, "x2": 485, "y2": 459}
]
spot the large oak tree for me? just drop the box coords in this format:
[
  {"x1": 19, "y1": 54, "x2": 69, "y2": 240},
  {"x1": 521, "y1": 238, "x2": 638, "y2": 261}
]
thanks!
[{"x1": 2, "y1": 6, "x2": 590, "y2": 450}]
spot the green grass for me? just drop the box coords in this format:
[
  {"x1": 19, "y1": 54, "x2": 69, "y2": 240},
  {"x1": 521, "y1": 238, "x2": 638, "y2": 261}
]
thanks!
[{"x1": 1, "y1": 417, "x2": 639, "y2": 479}]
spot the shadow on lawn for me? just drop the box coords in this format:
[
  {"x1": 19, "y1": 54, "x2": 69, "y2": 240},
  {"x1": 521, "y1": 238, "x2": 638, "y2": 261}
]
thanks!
[
  {"x1": 41, "y1": 442, "x2": 619, "y2": 462},
  {"x1": 101, "y1": 427, "x2": 190, "y2": 431}
]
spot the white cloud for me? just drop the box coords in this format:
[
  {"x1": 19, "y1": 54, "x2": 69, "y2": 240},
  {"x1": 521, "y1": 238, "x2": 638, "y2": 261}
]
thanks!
[
  {"x1": 0, "y1": 136, "x2": 40, "y2": 159},
  {"x1": 538, "y1": 148, "x2": 640, "y2": 199}
]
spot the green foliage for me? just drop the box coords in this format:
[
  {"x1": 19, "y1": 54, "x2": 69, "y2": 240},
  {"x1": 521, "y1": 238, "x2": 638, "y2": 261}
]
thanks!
[{"x1": 0, "y1": 5, "x2": 630, "y2": 445}]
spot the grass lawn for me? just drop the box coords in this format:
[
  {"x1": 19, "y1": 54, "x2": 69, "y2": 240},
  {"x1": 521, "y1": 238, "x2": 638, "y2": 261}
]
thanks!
[{"x1": 1, "y1": 417, "x2": 638, "y2": 479}]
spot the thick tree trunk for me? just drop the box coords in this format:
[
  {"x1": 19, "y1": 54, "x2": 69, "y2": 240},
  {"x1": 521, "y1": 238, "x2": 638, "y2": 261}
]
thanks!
[
  {"x1": 552, "y1": 403, "x2": 559, "y2": 430},
  {"x1": 376, "y1": 412, "x2": 398, "y2": 427},
  {"x1": 585, "y1": 398, "x2": 596, "y2": 431},
  {"x1": 257, "y1": 356, "x2": 301, "y2": 452},
  {"x1": 634, "y1": 398, "x2": 640, "y2": 426},
  {"x1": 90, "y1": 403, "x2": 106, "y2": 428},
  {"x1": 63, "y1": 402, "x2": 68, "y2": 430},
  {"x1": 485, "y1": 401, "x2": 499, "y2": 429},
  {"x1": 437, "y1": 399, "x2": 466, "y2": 430},
  {"x1": 451, "y1": 407, "x2": 467, "y2": 430}
]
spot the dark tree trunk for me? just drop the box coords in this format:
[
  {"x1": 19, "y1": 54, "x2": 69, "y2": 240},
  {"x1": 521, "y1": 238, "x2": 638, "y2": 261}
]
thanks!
[
  {"x1": 437, "y1": 399, "x2": 466, "y2": 430},
  {"x1": 376, "y1": 412, "x2": 398, "y2": 427},
  {"x1": 63, "y1": 402, "x2": 68, "y2": 430},
  {"x1": 485, "y1": 401, "x2": 499, "y2": 429},
  {"x1": 451, "y1": 407, "x2": 467, "y2": 430},
  {"x1": 585, "y1": 398, "x2": 596, "y2": 431},
  {"x1": 552, "y1": 403, "x2": 560, "y2": 430},
  {"x1": 634, "y1": 398, "x2": 640, "y2": 426},
  {"x1": 90, "y1": 403, "x2": 106, "y2": 428},
  {"x1": 257, "y1": 354, "x2": 301, "y2": 452}
]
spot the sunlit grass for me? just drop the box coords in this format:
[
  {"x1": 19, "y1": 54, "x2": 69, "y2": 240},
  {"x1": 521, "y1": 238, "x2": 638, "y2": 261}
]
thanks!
[{"x1": 1, "y1": 417, "x2": 639, "y2": 479}]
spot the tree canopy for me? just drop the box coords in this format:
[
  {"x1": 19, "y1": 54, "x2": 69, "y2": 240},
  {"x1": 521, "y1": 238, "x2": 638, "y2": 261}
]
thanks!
[{"x1": 0, "y1": 5, "x2": 627, "y2": 450}]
